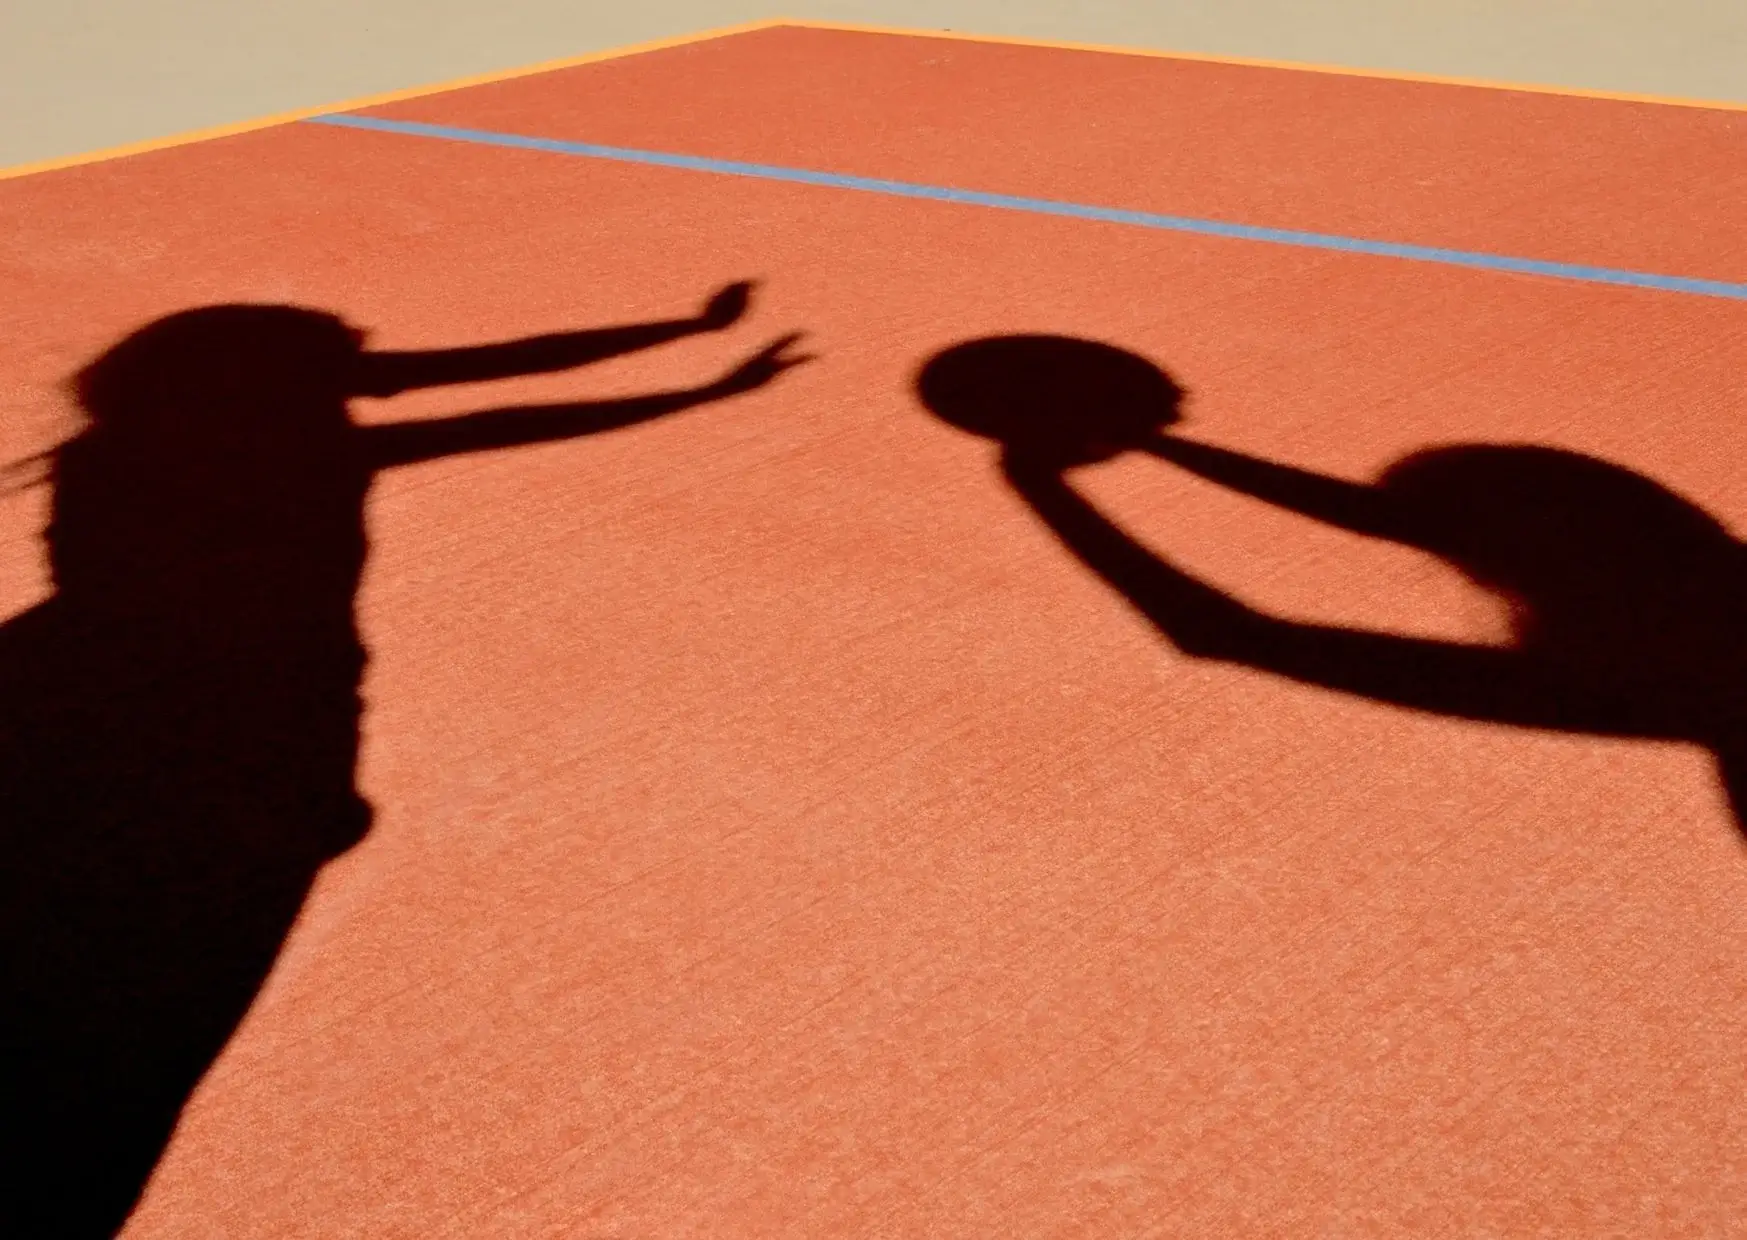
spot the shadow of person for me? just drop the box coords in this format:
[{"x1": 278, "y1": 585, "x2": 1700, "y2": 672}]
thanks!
[
  {"x1": 0, "y1": 283, "x2": 807, "y2": 1237},
  {"x1": 917, "y1": 334, "x2": 1747, "y2": 839}
]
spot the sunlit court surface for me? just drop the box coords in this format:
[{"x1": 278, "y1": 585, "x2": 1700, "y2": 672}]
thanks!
[{"x1": 3, "y1": 18, "x2": 1747, "y2": 1237}]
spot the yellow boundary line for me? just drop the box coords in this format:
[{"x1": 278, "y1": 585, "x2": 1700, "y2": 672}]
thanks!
[
  {"x1": 0, "y1": 18, "x2": 787, "y2": 182},
  {"x1": 4, "y1": 15, "x2": 1741, "y2": 183},
  {"x1": 782, "y1": 18, "x2": 1747, "y2": 113}
]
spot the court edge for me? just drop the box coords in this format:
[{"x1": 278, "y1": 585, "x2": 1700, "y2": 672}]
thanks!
[
  {"x1": 0, "y1": 19, "x2": 787, "y2": 183},
  {"x1": 4, "y1": 16, "x2": 1743, "y2": 183},
  {"x1": 783, "y1": 18, "x2": 1747, "y2": 114}
]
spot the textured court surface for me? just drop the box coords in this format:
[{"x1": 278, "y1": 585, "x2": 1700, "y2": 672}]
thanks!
[{"x1": 3, "y1": 24, "x2": 1746, "y2": 1238}]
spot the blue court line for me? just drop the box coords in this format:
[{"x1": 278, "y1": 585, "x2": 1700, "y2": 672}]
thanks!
[{"x1": 305, "y1": 113, "x2": 1747, "y2": 303}]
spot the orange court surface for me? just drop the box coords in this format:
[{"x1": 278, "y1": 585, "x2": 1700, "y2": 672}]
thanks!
[{"x1": 3, "y1": 20, "x2": 1746, "y2": 1238}]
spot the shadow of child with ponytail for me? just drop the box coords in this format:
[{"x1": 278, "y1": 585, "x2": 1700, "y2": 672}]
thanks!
[{"x1": 1, "y1": 281, "x2": 807, "y2": 1237}]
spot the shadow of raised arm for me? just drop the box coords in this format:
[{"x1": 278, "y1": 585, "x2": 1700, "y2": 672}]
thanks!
[
  {"x1": 354, "y1": 281, "x2": 757, "y2": 397},
  {"x1": 1000, "y1": 452, "x2": 1661, "y2": 738},
  {"x1": 1143, "y1": 434, "x2": 1412, "y2": 542},
  {"x1": 362, "y1": 333, "x2": 809, "y2": 469}
]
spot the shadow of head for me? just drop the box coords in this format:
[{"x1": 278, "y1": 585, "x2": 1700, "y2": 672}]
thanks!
[
  {"x1": 49, "y1": 305, "x2": 376, "y2": 609},
  {"x1": 1381, "y1": 444, "x2": 1741, "y2": 642},
  {"x1": 73, "y1": 304, "x2": 365, "y2": 444},
  {"x1": 917, "y1": 335, "x2": 1183, "y2": 465}
]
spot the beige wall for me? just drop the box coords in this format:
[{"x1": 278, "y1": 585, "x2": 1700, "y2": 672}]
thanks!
[{"x1": 5, "y1": 1, "x2": 1746, "y2": 168}]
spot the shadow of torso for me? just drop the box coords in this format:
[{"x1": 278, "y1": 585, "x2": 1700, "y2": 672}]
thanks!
[
  {"x1": 0, "y1": 294, "x2": 800, "y2": 1235},
  {"x1": 1, "y1": 331, "x2": 377, "y2": 1235}
]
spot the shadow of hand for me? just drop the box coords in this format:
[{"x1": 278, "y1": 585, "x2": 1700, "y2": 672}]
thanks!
[
  {"x1": 697, "y1": 280, "x2": 756, "y2": 332},
  {"x1": 709, "y1": 332, "x2": 813, "y2": 397}
]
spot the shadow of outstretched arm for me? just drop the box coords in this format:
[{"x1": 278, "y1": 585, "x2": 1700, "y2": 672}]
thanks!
[
  {"x1": 1001, "y1": 452, "x2": 1659, "y2": 737},
  {"x1": 354, "y1": 281, "x2": 758, "y2": 398},
  {"x1": 1144, "y1": 434, "x2": 1412, "y2": 542},
  {"x1": 363, "y1": 333, "x2": 807, "y2": 470}
]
